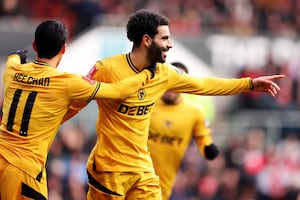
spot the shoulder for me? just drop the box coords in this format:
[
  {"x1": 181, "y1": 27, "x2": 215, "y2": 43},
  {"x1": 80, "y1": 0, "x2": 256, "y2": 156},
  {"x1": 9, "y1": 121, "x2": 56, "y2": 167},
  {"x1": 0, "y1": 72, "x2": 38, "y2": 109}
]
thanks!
[
  {"x1": 6, "y1": 54, "x2": 21, "y2": 68},
  {"x1": 157, "y1": 62, "x2": 182, "y2": 75},
  {"x1": 97, "y1": 54, "x2": 126, "y2": 65},
  {"x1": 94, "y1": 54, "x2": 126, "y2": 70}
]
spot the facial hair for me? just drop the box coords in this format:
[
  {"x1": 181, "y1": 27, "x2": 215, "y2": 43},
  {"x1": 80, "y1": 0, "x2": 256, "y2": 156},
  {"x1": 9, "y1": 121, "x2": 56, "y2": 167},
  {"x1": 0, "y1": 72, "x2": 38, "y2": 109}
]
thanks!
[{"x1": 147, "y1": 40, "x2": 166, "y2": 64}]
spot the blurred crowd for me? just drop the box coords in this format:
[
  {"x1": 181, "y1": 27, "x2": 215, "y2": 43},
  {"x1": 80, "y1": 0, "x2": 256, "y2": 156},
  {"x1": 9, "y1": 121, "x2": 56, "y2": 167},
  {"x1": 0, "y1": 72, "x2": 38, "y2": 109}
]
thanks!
[
  {"x1": 1, "y1": 0, "x2": 300, "y2": 38},
  {"x1": 1, "y1": 0, "x2": 300, "y2": 199},
  {"x1": 171, "y1": 128, "x2": 300, "y2": 200}
]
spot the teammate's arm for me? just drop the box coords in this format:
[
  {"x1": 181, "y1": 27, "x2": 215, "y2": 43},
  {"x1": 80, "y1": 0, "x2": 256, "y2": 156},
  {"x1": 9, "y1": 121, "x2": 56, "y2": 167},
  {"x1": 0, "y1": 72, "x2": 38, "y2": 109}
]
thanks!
[
  {"x1": 93, "y1": 69, "x2": 152, "y2": 99},
  {"x1": 62, "y1": 68, "x2": 153, "y2": 122},
  {"x1": 6, "y1": 49, "x2": 28, "y2": 66}
]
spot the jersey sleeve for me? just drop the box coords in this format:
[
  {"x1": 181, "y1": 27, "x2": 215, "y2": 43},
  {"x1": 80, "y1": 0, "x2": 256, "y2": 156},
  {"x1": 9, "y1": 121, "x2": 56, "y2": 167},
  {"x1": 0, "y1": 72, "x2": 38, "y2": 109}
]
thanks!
[
  {"x1": 93, "y1": 69, "x2": 151, "y2": 99},
  {"x1": 62, "y1": 69, "x2": 152, "y2": 123},
  {"x1": 192, "y1": 105, "x2": 214, "y2": 156},
  {"x1": 6, "y1": 54, "x2": 21, "y2": 67},
  {"x1": 166, "y1": 64, "x2": 252, "y2": 95},
  {"x1": 67, "y1": 69, "x2": 151, "y2": 101}
]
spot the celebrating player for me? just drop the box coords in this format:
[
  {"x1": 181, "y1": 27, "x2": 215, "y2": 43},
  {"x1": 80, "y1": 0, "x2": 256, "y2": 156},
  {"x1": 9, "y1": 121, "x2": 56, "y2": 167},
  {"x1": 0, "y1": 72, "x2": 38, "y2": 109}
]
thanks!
[
  {"x1": 64, "y1": 9, "x2": 284, "y2": 200},
  {"x1": 0, "y1": 19, "x2": 155, "y2": 200}
]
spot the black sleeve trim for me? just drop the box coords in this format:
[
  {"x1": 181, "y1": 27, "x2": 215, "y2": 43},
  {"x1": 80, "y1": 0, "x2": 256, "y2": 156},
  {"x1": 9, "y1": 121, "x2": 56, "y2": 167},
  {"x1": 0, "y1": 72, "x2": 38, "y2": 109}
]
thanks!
[{"x1": 87, "y1": 82, "x2": 101, "y2": 102}]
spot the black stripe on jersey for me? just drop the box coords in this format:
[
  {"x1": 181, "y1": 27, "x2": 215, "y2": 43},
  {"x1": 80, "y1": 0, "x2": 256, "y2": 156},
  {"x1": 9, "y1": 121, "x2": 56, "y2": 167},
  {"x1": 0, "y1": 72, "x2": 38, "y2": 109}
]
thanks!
[
  {"x1": 87, "y1": 82, "x2": 101, "y2": 102},
  {"x1": 21, "y1": 182, "x2": 47, "y2": 200},
  {"x1": 87, "y1": 170, "x2": 122, "y2": 196},
  {"x1": 20, "y1": 91, "x2": 37, "y2": 136},
  {"x1": 126, "y1": 53, "x2": 139, "y2": 73},
  {"x1": 33, "y1": 60, "x2": 51, "y2": 66},
  {"x1": 7, "y1": 89, "x2": 22, "y2": 132}
]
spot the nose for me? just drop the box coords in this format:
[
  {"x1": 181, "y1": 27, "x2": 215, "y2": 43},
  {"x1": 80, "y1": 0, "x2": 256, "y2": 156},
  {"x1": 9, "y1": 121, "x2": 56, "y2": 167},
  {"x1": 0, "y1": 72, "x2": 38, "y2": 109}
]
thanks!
[{"x1": 167, "y1": 39, "x2": 173, "y2": 49}]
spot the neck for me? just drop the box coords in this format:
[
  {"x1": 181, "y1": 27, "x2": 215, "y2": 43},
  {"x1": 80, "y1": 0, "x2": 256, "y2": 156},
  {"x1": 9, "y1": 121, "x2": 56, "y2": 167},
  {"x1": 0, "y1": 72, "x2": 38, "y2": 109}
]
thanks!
[
  {"x1": 35, "y1": 55, "x2": 61, "y2": 68},
  {"x1": 129, "y1": 50, "x2": 151, "y2": 71}
]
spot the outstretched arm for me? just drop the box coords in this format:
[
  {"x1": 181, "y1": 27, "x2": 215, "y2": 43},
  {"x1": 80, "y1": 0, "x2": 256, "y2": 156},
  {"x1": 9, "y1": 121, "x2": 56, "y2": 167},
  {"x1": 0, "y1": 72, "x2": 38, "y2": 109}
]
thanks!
[{"x1": 166, "y1": 64, "x2": 285, "y2": 96}]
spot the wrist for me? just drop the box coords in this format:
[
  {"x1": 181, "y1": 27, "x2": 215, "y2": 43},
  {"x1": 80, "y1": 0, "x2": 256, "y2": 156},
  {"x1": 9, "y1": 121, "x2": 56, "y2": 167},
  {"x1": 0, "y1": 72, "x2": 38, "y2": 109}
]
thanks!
[{"x1": 249, "y1": 78, "x2": 254, "y2": 90}]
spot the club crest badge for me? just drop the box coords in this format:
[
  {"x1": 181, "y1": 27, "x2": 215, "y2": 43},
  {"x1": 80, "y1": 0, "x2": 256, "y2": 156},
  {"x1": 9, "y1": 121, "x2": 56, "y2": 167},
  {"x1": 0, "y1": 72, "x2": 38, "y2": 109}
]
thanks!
[{"x1": 138, "y1": 88, "x2": 146, "y2": 100}]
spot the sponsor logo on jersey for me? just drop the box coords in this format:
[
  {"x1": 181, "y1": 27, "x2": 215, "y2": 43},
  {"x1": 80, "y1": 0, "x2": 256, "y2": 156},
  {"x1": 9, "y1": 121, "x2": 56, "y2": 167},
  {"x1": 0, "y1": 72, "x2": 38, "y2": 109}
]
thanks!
[
  {"x1": 117, "y1": 102, "x2": 154, "y2": 116},
  {"x1": 149, "y1": 131, "x2": 183, "y2": 146}
]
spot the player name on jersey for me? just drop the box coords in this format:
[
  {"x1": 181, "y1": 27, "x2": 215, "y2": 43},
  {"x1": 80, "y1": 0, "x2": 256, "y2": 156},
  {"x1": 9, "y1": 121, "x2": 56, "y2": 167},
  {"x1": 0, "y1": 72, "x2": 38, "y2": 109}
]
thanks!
[{"x1": 13, "y1": 73, "x2": 50, "y2": 86}]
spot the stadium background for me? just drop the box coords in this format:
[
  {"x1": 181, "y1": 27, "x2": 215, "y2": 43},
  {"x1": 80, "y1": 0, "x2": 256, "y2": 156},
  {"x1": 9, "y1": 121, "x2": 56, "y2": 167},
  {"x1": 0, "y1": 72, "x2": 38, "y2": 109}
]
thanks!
[{"x1": 1, "y1": 0, "x2": 300, "y2": 199}]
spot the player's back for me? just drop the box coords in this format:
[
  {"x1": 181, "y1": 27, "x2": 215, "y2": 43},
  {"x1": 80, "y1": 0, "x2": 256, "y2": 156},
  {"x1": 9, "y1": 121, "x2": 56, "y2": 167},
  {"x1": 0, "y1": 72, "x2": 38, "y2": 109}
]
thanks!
[{"x1": 0, "y1": 56, "x2": 77, "y2": 178}]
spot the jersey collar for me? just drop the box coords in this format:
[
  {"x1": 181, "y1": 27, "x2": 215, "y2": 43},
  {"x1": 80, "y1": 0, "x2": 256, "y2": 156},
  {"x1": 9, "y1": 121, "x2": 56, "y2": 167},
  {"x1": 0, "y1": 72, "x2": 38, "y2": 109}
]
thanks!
[{"x1": 126, "y1": 53, "x2": 140, "y2": 73}]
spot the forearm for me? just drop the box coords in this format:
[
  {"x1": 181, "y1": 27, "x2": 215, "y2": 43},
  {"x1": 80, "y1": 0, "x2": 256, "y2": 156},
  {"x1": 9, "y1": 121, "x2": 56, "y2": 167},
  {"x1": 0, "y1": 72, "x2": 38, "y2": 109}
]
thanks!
[
  {"x1": 196, "y1": 136, "x2": 219, "y2": 160},
  {"x1": 196, "y1": 136, "x2": 213, "y2": 156},
  {"x1": 62, "y1": 101, "x2": 88, "y2": 123},
  {"x1": 197, "y1": 77, "x2": 252, "y2": 95}
]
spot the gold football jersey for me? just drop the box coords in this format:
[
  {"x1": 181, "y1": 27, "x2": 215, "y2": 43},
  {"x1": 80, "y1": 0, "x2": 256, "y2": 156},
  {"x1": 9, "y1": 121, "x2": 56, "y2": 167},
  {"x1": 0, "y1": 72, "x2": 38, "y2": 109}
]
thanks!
[
  {"x1": 148, "y1": 97, "x2": 212, "y2": 199},
  {"x1": 85, "y1": 53, "x2": 251, "y2": 174},
  {"x1": 0, "y1": 54, "x2": 151, "y2": 179}
]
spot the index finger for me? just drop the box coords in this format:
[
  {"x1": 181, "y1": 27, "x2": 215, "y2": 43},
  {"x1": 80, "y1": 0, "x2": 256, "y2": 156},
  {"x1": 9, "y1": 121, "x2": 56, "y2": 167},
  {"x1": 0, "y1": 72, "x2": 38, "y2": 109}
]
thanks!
[{"x1": 268, "y1": 74, "x2": 285, "y2": 80}]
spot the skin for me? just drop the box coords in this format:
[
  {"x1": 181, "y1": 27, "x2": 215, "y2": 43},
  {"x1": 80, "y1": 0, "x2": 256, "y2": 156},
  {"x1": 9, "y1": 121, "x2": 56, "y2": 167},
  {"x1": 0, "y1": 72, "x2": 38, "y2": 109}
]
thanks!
[
  {"x1": 129, "y1": 25, "x2": 172, "y2": 71},
  {"x1": 161, "y1": 90, "x2": 181, "y2": 105},
  {"x1": 251, "y1": 75, "x2": 284, "y2": 97}
]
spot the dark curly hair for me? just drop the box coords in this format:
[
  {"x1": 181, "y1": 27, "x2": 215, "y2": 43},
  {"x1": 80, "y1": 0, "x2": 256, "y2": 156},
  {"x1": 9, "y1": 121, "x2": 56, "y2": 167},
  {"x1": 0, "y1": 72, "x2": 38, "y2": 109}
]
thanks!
[
  {"x1": 171, "y1": 62, "x2": 189, "y2": 74},
  {"x1": 126, "y1": 9, "x2": 169, "y2": 48}
]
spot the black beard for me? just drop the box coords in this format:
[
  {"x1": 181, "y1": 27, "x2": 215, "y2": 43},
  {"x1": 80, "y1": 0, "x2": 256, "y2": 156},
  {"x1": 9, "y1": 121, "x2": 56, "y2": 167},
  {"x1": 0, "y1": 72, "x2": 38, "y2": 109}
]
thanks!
[{"x1": 148, "y1": 40, "x2": 165, "y2": 63}]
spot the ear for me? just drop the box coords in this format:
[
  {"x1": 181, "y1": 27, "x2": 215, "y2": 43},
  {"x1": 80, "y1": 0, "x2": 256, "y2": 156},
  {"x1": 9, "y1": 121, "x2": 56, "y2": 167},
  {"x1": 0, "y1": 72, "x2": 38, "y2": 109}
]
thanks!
[
  {"x1": 32, "y1": 41, "x2": 37, "y2": 52},
  {"x1": 142, "y1": 34, "x2": 152, "y2": 47},
  {"x1": 61, "y1": 44, "x2": 66, "y2": 54}
]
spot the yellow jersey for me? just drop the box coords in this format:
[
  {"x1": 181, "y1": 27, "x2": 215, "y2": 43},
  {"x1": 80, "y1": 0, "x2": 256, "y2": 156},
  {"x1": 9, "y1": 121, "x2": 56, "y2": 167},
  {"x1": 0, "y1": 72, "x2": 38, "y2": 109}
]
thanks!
[
  {"x1": 148, "y1": 97, "x2": 212, "y2": 200},
  {"x1": 0, "y1": 54, "x2": 151, "y2": 180},
  {"x1": 85, "y1": 53, "x2": 251, "y2": 173}
]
